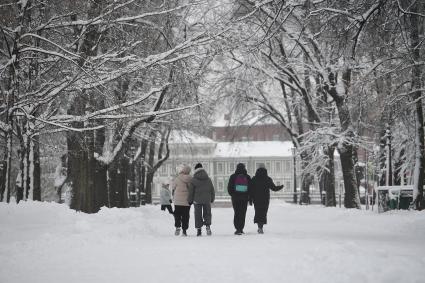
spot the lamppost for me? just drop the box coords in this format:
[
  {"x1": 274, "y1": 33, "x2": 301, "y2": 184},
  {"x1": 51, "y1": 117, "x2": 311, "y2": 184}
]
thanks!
[
  {"x1": 291, "y1": 148, "x2": 297, "y2": 204},
  {"x1": 385, "y1": 124, "x2": 393, "y2": 186}
]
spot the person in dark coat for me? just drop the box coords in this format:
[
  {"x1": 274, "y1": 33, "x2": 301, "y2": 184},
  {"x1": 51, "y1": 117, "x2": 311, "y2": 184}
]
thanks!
[
  {"x1": 227, "y1": 163, "x2": 251, "y2": 235},
  {"x1": 188, "y1": 163, "x2": 215, "y2": 236},
  {"x1": 249, "y1": 164, "x2": 283, "y2": 234}
]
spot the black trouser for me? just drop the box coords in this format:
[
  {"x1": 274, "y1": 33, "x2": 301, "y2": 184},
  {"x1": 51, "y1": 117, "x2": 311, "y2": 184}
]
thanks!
[
  {"x1": 194, "y1": 203, "x2": 212, "y2": 228},
  {"x1": 253, "y1": 201, "x2": 269, "y2": 225},
  {"x1": 161, "y1": 205, "x2": 173, "y2": 214},
  {"x1": 232, "y1": 198, "x2": 248, "y2": 231},
  {"x1": 174, "y1": 205, "x2": 190, "y2": 231}
]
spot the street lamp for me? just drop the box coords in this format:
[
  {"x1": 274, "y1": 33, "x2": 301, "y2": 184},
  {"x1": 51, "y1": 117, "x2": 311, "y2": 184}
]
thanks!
[{"x1": 291, "y1": 148, "x2": 297, "y2": 204}]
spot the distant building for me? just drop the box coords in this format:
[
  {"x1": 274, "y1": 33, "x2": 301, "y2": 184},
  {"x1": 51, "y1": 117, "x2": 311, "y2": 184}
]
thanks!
[
  {"x1": 152, "y1": 130, "x2": 305, "y2": 202},
  {"x1": 210, "y1": 124, "x2": 291, "y2": 142}
]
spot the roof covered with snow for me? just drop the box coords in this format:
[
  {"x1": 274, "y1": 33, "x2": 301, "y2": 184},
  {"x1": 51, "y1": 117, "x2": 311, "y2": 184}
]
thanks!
[
  {"x1": 169, "y1": 130, "x2": 215, "y2": 144},
  {"x1": 214, "y1": 141, "x2": 294, "y2": 158}
]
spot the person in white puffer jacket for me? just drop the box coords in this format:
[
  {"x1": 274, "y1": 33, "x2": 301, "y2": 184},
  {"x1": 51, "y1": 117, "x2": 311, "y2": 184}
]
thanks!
[{"x1": 171, "y1": 164, "x2": 192, "y2": 236}]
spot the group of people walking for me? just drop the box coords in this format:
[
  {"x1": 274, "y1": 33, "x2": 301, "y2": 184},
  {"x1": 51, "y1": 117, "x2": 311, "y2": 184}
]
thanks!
[{"x1": 159, "y1": 162, "x2": 283, "y2": 236}]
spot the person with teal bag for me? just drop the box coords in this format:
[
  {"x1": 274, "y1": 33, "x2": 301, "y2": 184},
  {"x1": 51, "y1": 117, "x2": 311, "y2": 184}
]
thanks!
[{"x1": 227, "y1": 163, "x2": 251, "y2": 235}]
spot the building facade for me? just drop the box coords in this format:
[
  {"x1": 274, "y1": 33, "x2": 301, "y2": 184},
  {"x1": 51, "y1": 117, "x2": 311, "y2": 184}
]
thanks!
[{"x1": 152, "y1": 132, "x2": 311, "y2": 202}]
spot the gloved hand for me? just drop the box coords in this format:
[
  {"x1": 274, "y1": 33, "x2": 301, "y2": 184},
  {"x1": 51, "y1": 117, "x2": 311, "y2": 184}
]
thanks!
[
  {"x1": 188, "y1": 202, "x2": 193, "y2": 206},
  {"x1": 169, "y1": 199, "x2": 172, "y2": 203},
  {"x1": 277, "y1": 185, "x2": 284, "y2": 190},
  {"x1": 249, "y1": 200, "x2": 253, "y2": 206}
]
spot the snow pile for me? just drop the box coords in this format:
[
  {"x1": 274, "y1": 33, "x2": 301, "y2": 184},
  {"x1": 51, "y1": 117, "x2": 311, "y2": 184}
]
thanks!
[{"x1": 1, "y1": 200, "x2": 424, "y2": 283}]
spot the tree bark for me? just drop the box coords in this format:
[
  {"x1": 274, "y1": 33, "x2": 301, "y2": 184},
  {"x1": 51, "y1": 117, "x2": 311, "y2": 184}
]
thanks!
[
  {"x1": 324, "y1": 146, "x2": 336, "y2": 206},
  {"x1": 145, "y1": 131, "x2": 157, "y2": 204},
  {"x1": 409, "y1": 2, "x2": 425, "y2": 210},
  {"x1": 68, "y1": 0, "x2": 105, "y2": 213},
  {"x1": 325, "y1": 70, "x2": 361, "y2": 208}
]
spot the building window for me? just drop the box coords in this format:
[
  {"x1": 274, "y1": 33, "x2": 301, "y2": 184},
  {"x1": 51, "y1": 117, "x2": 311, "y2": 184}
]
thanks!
[
  {"x1": 228, "y1": 162, "x2": 235, "y2": 173},
  {"x1": 265, "y1": 162, "x2": 271, "y2": 171},
  {"x1": 284, "y1": 160, "x2": 291, "y2": 172},
  {"x1": 255, "y1": 161, "x2": 264, "y2": 169},
  {"x1": 275, "y1": 161, "x2": 282, "y2": 173},
  {"x1": 160, "y1": 164, "x2": 167, "y2": 176},
  {"x1": 285, "y1": 180, "x2": 291, "y2": 192},
  {"x1": 217, "y1": 162, "x2": 224, "y2": 174},
  {"x1": 218, "y1": 181, "x2": 224, "y2": 192}
]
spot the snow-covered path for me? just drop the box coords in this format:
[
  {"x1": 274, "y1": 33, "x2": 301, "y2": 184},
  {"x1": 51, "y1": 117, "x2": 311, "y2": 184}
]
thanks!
[{"x1": 1, "y1": 200, "x2": 424, "y2": 283}]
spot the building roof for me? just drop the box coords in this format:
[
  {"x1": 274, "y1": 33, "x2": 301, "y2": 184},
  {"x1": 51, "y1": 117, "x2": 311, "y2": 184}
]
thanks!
[
  {"x1": 169, "y1": 130, "x2": 215, "y2": 144},
  {"x1": 214, "y1": 141, "x2": 294, "y2": 158}
]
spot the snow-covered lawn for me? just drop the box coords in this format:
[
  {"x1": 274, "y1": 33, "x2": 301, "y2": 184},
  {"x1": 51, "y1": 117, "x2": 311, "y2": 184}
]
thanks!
[{"x1": 1, "y1": 200, "x2": 424, "y2": 283}]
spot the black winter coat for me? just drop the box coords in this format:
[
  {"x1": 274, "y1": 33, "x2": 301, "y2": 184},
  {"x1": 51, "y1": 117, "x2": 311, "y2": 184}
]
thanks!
[
  {"x1": 227, "y1": 166, "x2": 251, "y2": 201},
  {"x1": 249, "y1": 167, "x2": 283, "y2": 205}
]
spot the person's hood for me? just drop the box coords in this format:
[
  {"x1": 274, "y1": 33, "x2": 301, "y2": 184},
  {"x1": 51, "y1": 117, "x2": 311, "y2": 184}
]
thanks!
[
  {"x1": 255, "y1": 167, "x2": 268, "y2": 178},
  {"x1": 235, "y1": 163, "x2": 247, "y2": 175},
  {"x1": 193, "y1": 168, "x2": 209, "y2": 180},
  {"x1": 178, "y1": 173, "x2": 192, "y2": 183}
]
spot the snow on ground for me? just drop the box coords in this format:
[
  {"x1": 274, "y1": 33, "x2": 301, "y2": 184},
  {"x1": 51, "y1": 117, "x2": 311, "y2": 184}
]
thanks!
[{"x1": 1, "y1": 200, "x2": 424, "y2": 283}]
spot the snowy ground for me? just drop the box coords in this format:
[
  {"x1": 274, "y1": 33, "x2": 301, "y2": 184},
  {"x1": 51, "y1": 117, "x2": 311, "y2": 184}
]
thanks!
[{"x1": 1, "y1": 200, "x2": 424, "y2": 283}]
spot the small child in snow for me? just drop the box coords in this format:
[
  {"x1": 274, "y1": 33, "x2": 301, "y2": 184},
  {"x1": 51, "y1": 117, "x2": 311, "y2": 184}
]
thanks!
[{"x1": 160, "y1": 181, "x2": 173, "y2": 214}]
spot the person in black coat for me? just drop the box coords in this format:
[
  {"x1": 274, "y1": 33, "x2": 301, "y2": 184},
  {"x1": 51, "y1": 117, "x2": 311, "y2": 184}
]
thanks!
[
  {"x1": 249, "y1": 164, "x2": 283, "y2": 234},
  {"x1": 227, "y1": 163, "x2": 251, "y2": 235}
]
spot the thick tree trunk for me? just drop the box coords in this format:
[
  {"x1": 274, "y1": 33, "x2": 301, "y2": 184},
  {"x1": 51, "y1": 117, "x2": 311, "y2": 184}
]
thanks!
[
  {"x1": 68, "y1": 95, "x2": 87, "y2": 211},
  {"x1": 94, "y1": 100, "x2": 108, "y2": 209},
  {"x1": 67, "y1": 0, "x2": 105, "y2": 213},
  {"x1": 108, "y1": 153, "x2": 129, "y2": 208},
  {"x1": 326, "y1": 70, "x2": 361, "y2": 208}
]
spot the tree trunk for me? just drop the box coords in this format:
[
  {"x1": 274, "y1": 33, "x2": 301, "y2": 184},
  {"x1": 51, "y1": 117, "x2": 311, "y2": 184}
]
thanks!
[
  {"x1": 68, "y1": 95, "x2": 86, "y2": 211},
  {"x1": 32, "y1": 135, "x2": 41, "y2": 201},
  {"x1": 409, "y1": 2, "x2": 425, "y2": 210},
  {"x1": 323, "y1": 146, "x2": 336, "y2": 206},
  {"x1": 108, "y1": 153, "x2": 129, "y2": 208},
  {"x1": 145, "y1": 131, "x2": 157, "y2": 204},
  {"x1": 326, "y1": 70, "x2": 361, "y2": 208},
  {"x1": 67, "y1": 0, "x2": 105, "y2": 213},
  {"x1": 94, "y1": 100, "x2": 108, "y2": 209},
  {"x1": 139, "y1": 138, "x2": 149, "y2": 205}
]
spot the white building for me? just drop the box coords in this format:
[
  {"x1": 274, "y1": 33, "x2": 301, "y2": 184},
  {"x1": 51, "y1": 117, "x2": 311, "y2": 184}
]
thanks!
[{"x1": 152, "y1": 131, "x2": 317, "y2": 202}]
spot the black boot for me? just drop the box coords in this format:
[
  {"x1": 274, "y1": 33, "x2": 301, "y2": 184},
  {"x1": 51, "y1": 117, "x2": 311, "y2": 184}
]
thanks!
[
  {"x1": 257, "y1": 223, "x2": 264, "y2": 234},
  {"x1": 197, "y1": 228, "x2": 202, "y2": 236}
]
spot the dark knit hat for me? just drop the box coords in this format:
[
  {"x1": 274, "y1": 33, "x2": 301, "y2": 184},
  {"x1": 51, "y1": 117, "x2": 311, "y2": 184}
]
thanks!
[{"x1": 194, "y1": 163, "x2": 203, "y2": 170}]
